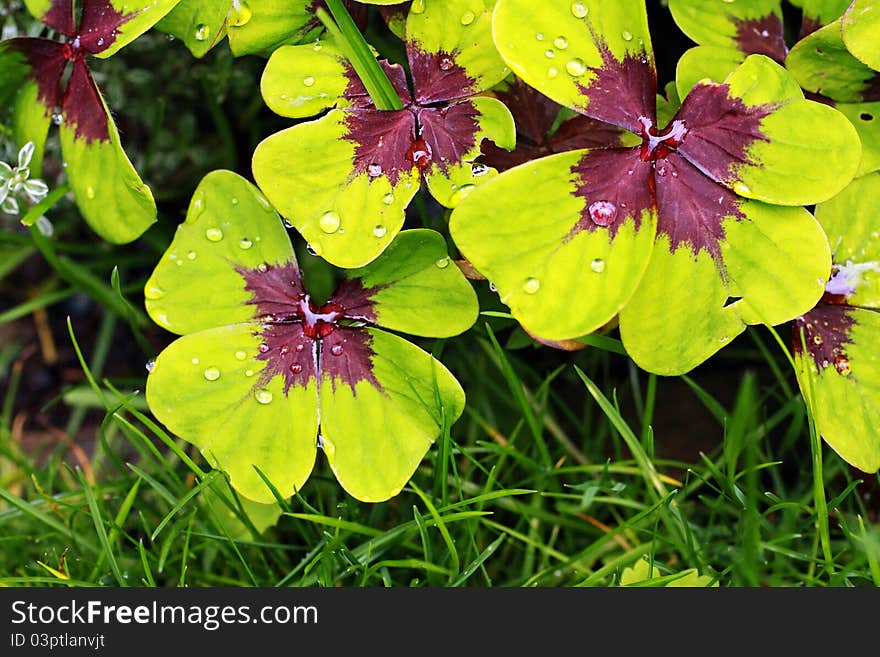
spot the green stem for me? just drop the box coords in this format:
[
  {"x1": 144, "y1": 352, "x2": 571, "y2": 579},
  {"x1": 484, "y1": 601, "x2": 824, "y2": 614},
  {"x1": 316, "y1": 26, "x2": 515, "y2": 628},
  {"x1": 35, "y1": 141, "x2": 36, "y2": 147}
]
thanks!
[{"x1": 320, "y1": 1, "x2": 404, "y2": 111}]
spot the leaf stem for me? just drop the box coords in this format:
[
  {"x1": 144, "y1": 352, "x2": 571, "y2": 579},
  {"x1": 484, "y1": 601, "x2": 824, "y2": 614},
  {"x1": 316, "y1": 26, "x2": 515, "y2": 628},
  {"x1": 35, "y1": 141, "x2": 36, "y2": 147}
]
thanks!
[{"x1": 319, "y1": 1, "x2": 404, "y2": 111}]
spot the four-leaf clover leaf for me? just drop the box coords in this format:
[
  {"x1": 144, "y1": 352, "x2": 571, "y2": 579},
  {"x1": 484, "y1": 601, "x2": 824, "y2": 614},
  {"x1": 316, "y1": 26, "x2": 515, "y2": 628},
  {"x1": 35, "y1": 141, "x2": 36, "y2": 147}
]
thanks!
[
  {"x1": 252, "y1": 0, "x2": 515, "y2": 268},
  {"x1": 144, "y1": 170, "x2": 478, "y2": 503},
  {"x1": 450, "y1": 0, "x2": 861, "y2": 375}
]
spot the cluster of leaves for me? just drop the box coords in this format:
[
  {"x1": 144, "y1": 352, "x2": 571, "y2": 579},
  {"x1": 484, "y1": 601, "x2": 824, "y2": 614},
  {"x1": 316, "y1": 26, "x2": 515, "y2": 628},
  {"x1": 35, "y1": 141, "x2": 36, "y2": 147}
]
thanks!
[{"x1": 1, "y1": 0, "x2": 878, "y2": 507}]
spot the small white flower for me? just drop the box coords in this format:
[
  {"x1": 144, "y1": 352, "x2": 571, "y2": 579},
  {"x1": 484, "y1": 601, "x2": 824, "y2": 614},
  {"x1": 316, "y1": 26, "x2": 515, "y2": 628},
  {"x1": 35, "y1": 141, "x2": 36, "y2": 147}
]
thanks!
[{"x1": 0, "y1": 141, "x2": 49, "y2": 215}]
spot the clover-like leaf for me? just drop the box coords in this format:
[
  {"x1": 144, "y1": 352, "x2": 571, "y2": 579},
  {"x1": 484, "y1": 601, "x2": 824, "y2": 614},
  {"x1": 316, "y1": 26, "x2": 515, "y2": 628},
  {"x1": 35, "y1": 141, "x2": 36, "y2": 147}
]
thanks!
[
  {"x1": 619, "y1": 557, "x2": 718, "y2": 587},
  {"x1": 786, "y1": 18, "x2": 880, "y2": 103},
  {"x1": 834, "y1": 102, "x2": 880, "y2": 176},
  {"x1": 146, "y1": 170, "x2": 477, "y2": 503},
  {"x1": 789, "y1": 0, "x2": 853, "y2": 36},
  {"x1": 842, "y1": 0, "x2": 880, "y2": 72},
  {"x1": 2, "y1": 0, "x2": 179, "y2": 242},
  {"x1": 792, "y1": 172, "x2": 880, "y2": 472},
  {"x1": 452, "y1": 0, "x2": 859, "y2": 375},
  {"x1": 669, "y1": 0, "x2": 786, "y2": 63},
  {"x1": 252, "y1": 0, "x2": 514, "y2": 268}
]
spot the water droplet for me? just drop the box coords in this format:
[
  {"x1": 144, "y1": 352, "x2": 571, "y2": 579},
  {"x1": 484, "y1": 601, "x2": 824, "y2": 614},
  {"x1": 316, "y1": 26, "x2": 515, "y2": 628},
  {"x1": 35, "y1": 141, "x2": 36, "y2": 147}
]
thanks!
[
  {"x1": 204, "y1": 367, "x2": 221, "y2": 381},
  {"x1": 451, "y1": 184, "x2": 476, "y2": 205},
  {"x1": 234, "y1": 350, "x2": 247, "y2": 361},
  {"x1": 145, "y1": 360, "x2": 156, "y2": 373},
  {"x1": 145, "y1": 284, "x2": 165, "y2": 300},
  {"x1": 373, "y1": 225, "x2": 387, "y2": 238},
  {"x1": 85, "y1": 186, "x2": 95, "y2": 199},
  {"x1": 536, "y1": 32, "x2": 545, "y2": 41},
  {"x1": 254, "y1": 389, "x2": 273, "y2": 404},
  {"x1": 319, "y1": 211, "x2": 341, "y2": 234},
  {"x1": 383, "y1": 192, "x2": 395, "y2": 205},
  {"x1": 295, "y1": 343, "x2": 305, "y2": 353},
  {"x1": 523, "y1": 278, "x2": 541, "y2": 295},
  {"x1": 411, "y1": 0, "x2": 425, "y2": 14},
  {"x1": 312, "y1": 41, "x2": 322, "y2": 51},
  {"x1": 590, "y1": 258, "x2": 606, "y2": 273},
  {"x1": 230, "y1": 0, "x2": 252, "y2": 26},
  {"x1": 435, "y1": 257, "x2": 450, "y2": 269},
  {"x1": 239, "y1": 238, "x2": 253, "y2": 249},
  {"x1": 460, "y1": 11, "x2": 475, "y2": 25},
  {"x1": 554, "y1": 36, "x2": 568, "y2": 49},
  {"x1": 571, "y1": 2, "x2": 588, "y2": 18},
  {"x1": 245, "y1": 369, "x2": 255, "y2": 377},
  {"x1": 834, "y1": 355, "x2": 851, "y2": 376},
  {"x1": 548, "y1": 67, "x2": 559, "y2": 78},
  {"x1": 622, "y1": 30, "x2": 633, "y2": 41},
  {"x1": 52, "y1": 113, "x2": 62, "y2": 125},
  {"x1": 303, "y1": 76, "x2": 315, "y2": 87},
  {"x1": 307, "y1": 243, "x2": 322, "y2": 257},
  {"x1": 231, "y1": 197, "x2": 239, "y2": 206},
  {"x1": 258, "y1": 343, "x2": 270, "y2": 353},
  {"x1": 257, "y1": 264, "x2": 268, "y2": 273},
  {"x1": 290, "y1": 363, "x2": 303, "y2": 374},
  {"x1": 545, "y1": 49, "x2": 555, "y2": 58},
  {"x1": 191, "y1": 357, "x2": 200, "y2": 365},
  {"x1": 368, "y1": 163, "x2": 383, "y2": 177},
  {"x1": 565, "y1": 58, "x2": 587, "y2": 76},
  {"x1": 472, "y1": 163, "x2": 490, "y2": 176},
  {"x1": 588, "y1": 200, "x2": 618, "y2": 227},
  {"x1": 194, "y1": 24, "x2": 210, "y2": 41},
  {"x1": 439, "y1": 55, "x2": 454, "y2": 71},
  {"x1": 733, "y1": 181, "x2": 751, "y2": 196},
  {"x1": 206, "y1": 228, "x2": 223, "y2": 242},
  {"x1": 330, "y1": 344, "x2": 344, "y2": 356}
]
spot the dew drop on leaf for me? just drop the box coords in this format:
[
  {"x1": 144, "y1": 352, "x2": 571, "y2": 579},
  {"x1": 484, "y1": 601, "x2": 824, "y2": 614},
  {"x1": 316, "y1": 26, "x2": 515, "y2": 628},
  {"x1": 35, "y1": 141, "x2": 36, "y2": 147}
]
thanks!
[
  {"x1": 144, "y1": 284, "x2": 165, "y2": 300},
  {"x1": 472, "y1": 163, "x2": 489, "y2": 176},
  {"x1": 545, "y1": 49, "x2": 555, "y2": 58},
  {"x1": 191, "y1": 357, "x2": 200, "y2": 365},
  {"x1": 523, "y1": 278, "x2": 541, "y2": 295},
  {"x1": 373, "y1": 225, "x2": 387, "y2": 238},
  {"x1": 194, "y1": 24, "x2": 210, "y2": 41},
  {"x1": 834, "y1": 355, "x2": 852, "y2": 376},
  {"x1": 290, "y1": 363, "x2": 303, "y2": 374},
  {"x1": 239, "y1": 238, "x2": 253, "y2": 249},
  {"x1": 460, "y1": 11, "x2": 475, "y2": 25},
  {"x1": 590, "y1": 258, "x2": 606, "y2": 273},
  {"x1": 230, "y1": 1, "x2": 252, "y2": 27},
  {"x1": 435, "y1": 257, "x2": 450, "y2": 269},
  {"x1": 571, "y1": 2, "x2": 588, "y2": 18},
  {"x1": 254, "y1": 389, "x2": 273, "y2": 404},
  {"x1": 548, "y1": 67, "x2": 559, "y2": 78},
  {"x1": 52, "y1": 113, "x2": 62, "y2": 125},
  {"x1": 307, "y1": 243, "x2": 322, "y2": 256},
  {"x1": 554, "y1": 36, "x2": 568, "y2": 50},
  {"x1": 368, "y1": 163, "x2": 383, "y2": 177},
  {"x1": 234, "y1": 350, "x2": 247, "y2": 361},
  {"x1": 205, "y1": 228, "x2": 223, "y2": 242},
  {"x1": 303, "y1": 76, "x2": 316, "y2": 87},
  {"x1": 145, "y1": 360, "x2": 156, "y2": 373},
  {"x1": 245, "y1": 369, "x2": 255, "y2": 377},
  {"x1": 439, "y1": 55, "x2": 454, "y2": 71},
  {"x1": 536, "y1": 32, "x2": 544, "y2": 41},
  {"x1": 588, "y1": 200, "x2": 618, "y2": 227},
  {"x1": 258, "y1": 343, "x2": 270, "y2": 354},
  {"x1": 204, "y1": 367, "x2": 221, "y2": 381},
  {"x1": 411, "y1": 0, "x2": 425, "y2": 14},
  {"x1": 733, "y1": 181, "x2": 751, "y2": 196},
  {"x1": 383, "y1": 192, "x2": 395, "y2": 205},
  {"x1": 319, "y1": 211, "x2": 341, "y2": 234},
  {"x1": 85, "y1": 186, "x2": 95, "y2": 199},
  {"x1": 622, "y1": 30, "x2": 633, "y2": 41},
  {"x1": 565, "y1": 58, "x2": 587, "y2": 76},
  {"x1": 330, "y1": 344, "x2": 344, "y2": 356}
]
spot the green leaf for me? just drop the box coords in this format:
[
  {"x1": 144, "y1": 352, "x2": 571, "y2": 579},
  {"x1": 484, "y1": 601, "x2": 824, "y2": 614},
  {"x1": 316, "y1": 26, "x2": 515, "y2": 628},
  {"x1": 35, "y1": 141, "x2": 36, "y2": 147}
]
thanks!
[
  {"x1": 344, "y1": 229, "x2": 479, "y2": 338},
  {"x1": 834, "y1": 102, "x2": 880, "y2": 176},
  {"x1": 251, "y1": 109, "x2": 420, "y2": 269},
  {"x1": 842, "y1": 0, "x2": 880, "y2": 72},
  {"x1": 12, "y1": 80, "x2": 52, "y2": 179},
  {"x1": 687, "y1": 55, "x2": 861, "y2": 206},
  {"x1": 146, "y1": 323, "x2": 319, "y2": 504},
  {"x1": 144, "y1": 169, "x2": 293, "y2": 335},
  {"x1": 785, "y1": 18, "x2": 880, "y2": 103},
  {"x1": 155, "y1": 0, "x2": 229, "y2": 58},
  {"x1": 789, "y1": 0, "x2": 853, "y2": 29},
  {"x1": 815, "y1": 172, "x2": 880, "y2": 308},
  {"x1": 449, "y1": 150, "x2": 657, "y2": 341},
  {"x1": 619, "y1": 200, "x2": 830, "y2": 375},
  {"x1": 675, "y1": 45, "x2": 744, "y2": 99},
  {"x1": 620, "y1": 556, "x2": 718, "y2": 587},
  {"x1": 320, "y1": 328, "x2": 465, "y2": 503},
  {"x1": 92, "y1": 1, "x2": 182, "y2": 59},
  {"x1": 491, "y1": 0, "x2": 654, "y2": 130},
  {"x1": 58, "y1": 85, "x2": 156, "y2": 244}
]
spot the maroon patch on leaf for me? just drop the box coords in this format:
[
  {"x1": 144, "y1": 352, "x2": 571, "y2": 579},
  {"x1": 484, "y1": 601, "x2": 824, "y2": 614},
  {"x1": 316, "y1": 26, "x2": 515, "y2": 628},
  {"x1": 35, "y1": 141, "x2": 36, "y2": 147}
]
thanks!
[
  {"x1": 343, "y1": 60, "x2": 411, "y2": 109},
  {"x1": 800, "y1": 15, "x2": 822, "y2": 39},
  {"x1": 860, "y1": 75, "x2": 880, "y2": 103},
  {"x1": 792, "y1": 305, "x2": 857, "y2": 376},
  {"x1": 734, "y1": 14, "x2": 787, "y2": 62},
  {"x1": 417, "y1": 101, "x2": 480, "y2": 173},
  {"x1": 654, "y1": 152, "x2": 743, "y2": 259},
  {"x1": 238, "y1": 262, "x2": 382, "y2": 394},
  {"x1": 570, "y1": 148, "x2": 655, "y2": 240},
  {"x1": 77, "y1": 0, "x2": 136, "y2": 54},
  {"x1": 675, "y1": 81, "x2": 773, "y2": 187},
  {"x1": 329, "y1": 278, "x2": 381, "y2": 323},
  {"x1": 345, "y1": 108, "x2": 417, "y2": 185},
  {"x1": 6, "y1": 38, "x2": 67, "y2": 112},
  {"x1": 480, "y1": 80, "x2": 624, "y2": 172},
  {"x1": 43, "y1": 0, "x2": 76, "y2": 36},
  {"x1": 61, "y1": 58, "x2": 110, "y2": 143},
  {"x1": 408, "y1": 46, "x2": 477, "y2": 105},
  {"x1": 319, "y1": 327, "x2": 381, "y2": 393},
  {"x1": 576, "y1": 40, "x2": 657, "y2": 135}
]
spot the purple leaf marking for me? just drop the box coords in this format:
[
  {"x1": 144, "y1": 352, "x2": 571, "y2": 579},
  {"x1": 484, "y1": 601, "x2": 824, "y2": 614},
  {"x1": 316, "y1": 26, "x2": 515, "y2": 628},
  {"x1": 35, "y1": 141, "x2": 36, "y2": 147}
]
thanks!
[
  {"x1": 793, "y1": 305, "x2": 856, "y2": 376},
  {"x1": 408, "y1": 47, "x2": 477, "y2": 105},
  {"x1": 734, "y1": 14, "x2": 787, "y2": 62},
  {"x1": 345, "y1": 108, "x2": 417, "y2": 186},
  {"x1": 61, "y1": 57, "x2": 110, "y2": 143},
  {"x1": 238, "y1": 261, "x2": 384, "y2": 395}
]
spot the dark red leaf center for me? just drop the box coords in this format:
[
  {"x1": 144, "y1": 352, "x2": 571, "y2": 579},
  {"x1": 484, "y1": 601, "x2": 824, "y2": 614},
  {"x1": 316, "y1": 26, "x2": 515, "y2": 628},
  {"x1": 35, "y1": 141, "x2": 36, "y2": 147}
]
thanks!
[{"x1": 638, "y1": 117, "x2": 689, "y2": 162}]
